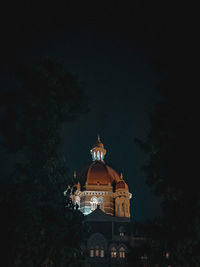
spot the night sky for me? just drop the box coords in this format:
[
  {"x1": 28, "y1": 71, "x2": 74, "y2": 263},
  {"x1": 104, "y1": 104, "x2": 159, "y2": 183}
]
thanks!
[{"x1": 0, "y1": 2, "x2": 173, "y2": 221}]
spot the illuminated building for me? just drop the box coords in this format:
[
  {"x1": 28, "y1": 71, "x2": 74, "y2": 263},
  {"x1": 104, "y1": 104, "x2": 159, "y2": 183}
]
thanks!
[
  {"x1": 72, "y1": 136, "x2": 132, "y2": 218},
  {"x1": 67, "y1": 137, "x2": 137, "y2": 266}
]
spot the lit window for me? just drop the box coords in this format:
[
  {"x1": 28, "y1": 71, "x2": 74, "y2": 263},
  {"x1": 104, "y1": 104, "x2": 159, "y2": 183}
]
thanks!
[
  {"x1": 97, "y1": 151, "x2": 100, "y2": 160},
  {"x1": 111, "y1": 247, "x2": 117, "y2": 258},
  {"x1": 100, "y1": 249, "x2": 104, "y2": 257},
  {"x1": 95, "y1": 246, "x2": 99, "y2": 257},
  {"x1": 101, "y1": 151, "x2": 104, "y2": 160},
  {"x1": 90, "y1": 197, "x2": 98, "y2": 211},
  {"x1": 91, "y1": 151, "x2": 97, "y2": 161},
  {"x1": 120, "y1": 232, "x2": 124, "y2": 237},
  {"x1": 90, "y1": 249, "x2": 94, "y2": 257},
  {"x1": 119, "y1": 247, "x2": 125, "y2": 258}
]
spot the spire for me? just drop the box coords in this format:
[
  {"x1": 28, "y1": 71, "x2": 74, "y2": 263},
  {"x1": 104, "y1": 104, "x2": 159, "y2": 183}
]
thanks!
[
  {"x1": 120, "y1": 172, "x2": 124, "y2": 180},
  {"x1": 90, "y1": 136, "x2": 107, "y2": 161},
  {"x1": 73, "y1": 171, "x2": 77, "y2": 179}
]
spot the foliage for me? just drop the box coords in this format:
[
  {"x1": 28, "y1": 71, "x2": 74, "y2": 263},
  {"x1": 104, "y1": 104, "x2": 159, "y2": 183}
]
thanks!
[
  {"x1": 0, "y1": 59, "x2": 89, "y2": 267},
  {"x1": 136, "y1": 80, "x2": 199, "y2": 266}
]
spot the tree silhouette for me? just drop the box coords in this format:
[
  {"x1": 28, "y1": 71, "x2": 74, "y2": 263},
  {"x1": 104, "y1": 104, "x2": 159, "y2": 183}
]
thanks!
[
  {"x1": 0, "y1": 59, "x2": 89, "y2": 267},
  {"x1": 136, "y1": 83, "x2": 199, "y2": 266}
]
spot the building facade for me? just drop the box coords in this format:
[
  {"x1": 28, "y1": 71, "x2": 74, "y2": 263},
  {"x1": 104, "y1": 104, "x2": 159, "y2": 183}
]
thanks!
[{"x1": 70, "y1": 137, "x2": 135, "y2": 266}]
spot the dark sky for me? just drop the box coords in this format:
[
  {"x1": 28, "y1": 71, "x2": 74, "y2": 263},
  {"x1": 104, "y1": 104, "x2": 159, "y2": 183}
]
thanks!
[
  {"x1": 0, "y1": 1, "x2": 175, "y2": 221},
  {"x1": 58, "y1": 30, "x2": 162, "y2": 221}
]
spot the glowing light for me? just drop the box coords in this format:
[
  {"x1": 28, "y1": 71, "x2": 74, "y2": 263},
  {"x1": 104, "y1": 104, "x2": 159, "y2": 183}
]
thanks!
[
  {"x1": 90, "y1": 249, "x2": 94, "y2": 257},
  {"x1": 95, "y1": 248, "x2": 99, "y2": 257},
  {"x1": 100, "y1": 249, "x2": 104, "y2": 257},
  {"x1": 119, "y1": 247, "x2": 125, "y2": 258},
  {"x1": 90, "y1": 196, "x2": 98, "y2": 211},
  {"x1": 111, "y1": 247, "x2": 117, "y2": 258},
  {"x1": 97, "y1": 151, "x2": 100, "y2": 160}
]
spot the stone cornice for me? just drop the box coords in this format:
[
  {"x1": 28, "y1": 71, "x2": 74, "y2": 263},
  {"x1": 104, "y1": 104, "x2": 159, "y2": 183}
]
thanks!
[{"x1": 75, "y1": 190, "x2": 132, "y2": 199}]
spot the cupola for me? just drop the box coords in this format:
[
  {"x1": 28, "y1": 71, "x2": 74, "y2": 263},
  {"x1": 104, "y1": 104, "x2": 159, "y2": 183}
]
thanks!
[{"x1": 90, "y1": 136, "x2": 107, "y2": 161}]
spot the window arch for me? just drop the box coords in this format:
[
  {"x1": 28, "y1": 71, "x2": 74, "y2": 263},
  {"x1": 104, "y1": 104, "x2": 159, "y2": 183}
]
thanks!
[
  {"x1": 90, "y1": 246, "x2": 104, "y2": 257},
  {"x1": 90, "y1": 197, "x2": 98, "y2": 211},
  {"x1": 111, "y1": 247, "x2": 117, "y2": 258},
  {"x1": 88, "y1": 233, "x2": 107, "y2": 259},
  {"x1": 119, "y1": 247, "x2": 126, "y2": 258},
  {"x1": 98, "y1": 197, "x2": 104, "y2": 209},
  {"x1": 98, "y1": 197, "x2": 104, "y2": 204}
]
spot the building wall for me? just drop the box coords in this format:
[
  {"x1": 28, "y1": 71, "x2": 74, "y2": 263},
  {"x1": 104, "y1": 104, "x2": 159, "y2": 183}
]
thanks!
[
  {"x1": 73, "y1": 188, "x2": 131, "y2": 218},
  {"x1": 83, "y1": 220, "x2": 130, "y2": 267}
]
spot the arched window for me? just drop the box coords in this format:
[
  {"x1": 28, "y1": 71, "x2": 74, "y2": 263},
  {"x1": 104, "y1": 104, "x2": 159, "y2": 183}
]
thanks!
[
  {"x1": 90, "y1": 197, "x2": 98, "y2": 211},
  {"x1": 98, "y1": 197, "x2": 104, "y2": 209},
  {"x1": 101, "y1": 151, "x2": 104, "y2": 160},
  {"x1": 97, "y1": 151, "x2": 100, "y2": 160},
  {"x1": 111, "y1": 247, "x2": 117, "y2": 258},
  {"x1": 90, "y1": 247, "x2": 94, "y2": 257},
  {"x1": 100, "y1": 248, "x2": 104, "y2": 257},
  {"x1": 95, "y1": 246, "x2": 99, "y2": 257},
  {"x1": 119, "y1": 247, "x2": 125, "y2": 258}
]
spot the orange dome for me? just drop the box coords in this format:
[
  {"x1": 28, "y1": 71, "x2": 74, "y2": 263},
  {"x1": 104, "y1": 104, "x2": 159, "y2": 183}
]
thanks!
[
  {"x1": 82, "y1": 161, "x2": 121, "y2": 186},
  {"x1": 116, "y1": 180, "x2": 129, "y2": 190}
]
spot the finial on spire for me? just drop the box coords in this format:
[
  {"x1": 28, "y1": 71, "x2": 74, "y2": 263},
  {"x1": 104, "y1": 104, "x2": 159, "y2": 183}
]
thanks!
[
  {"x1": 120, "y1": 172, "x2": 123, "y2": 180},
  {"x1": 73, "y1": 171, "x2": 77, "y2": 179},
  {"x1": 97, "y1": 135, "x2": 101, "y2": 142}
]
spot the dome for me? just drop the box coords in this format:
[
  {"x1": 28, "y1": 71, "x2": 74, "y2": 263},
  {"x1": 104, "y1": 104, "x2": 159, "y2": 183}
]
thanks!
[
  {"x1": 79, "y1": 161, "x2": 121, "y2": 186},
  {"x1": 116, "y1": 180, "x2": 129, "y2": 190}
]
